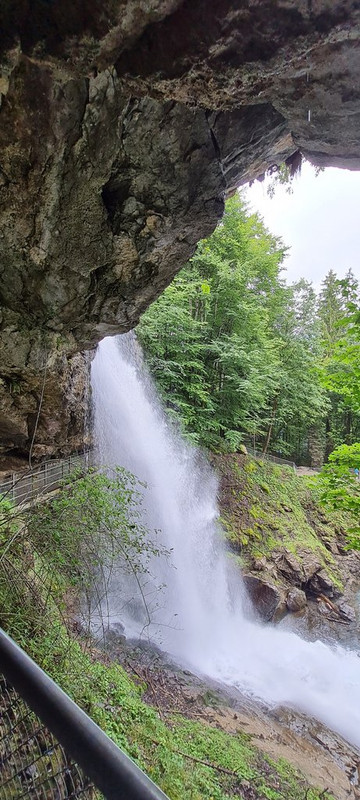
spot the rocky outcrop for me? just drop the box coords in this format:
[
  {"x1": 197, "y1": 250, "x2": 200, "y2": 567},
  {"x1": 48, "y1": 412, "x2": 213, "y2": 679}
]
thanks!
[
  {"x1": 214, "y1": 453, "x2": 360, "y2": 642},
  {"x1": 243, "y1": 575, "x2": 284, "y2": 622},
  {"x1": 286, "y1": 587, "x2": 307, "y2": 612},
  {"x1": 0, "y1": 350, "x2": 91, "y2": 460},
  {"x1": 1, "y1": 1, "x2": 360, "y2": 459},
  {"x1": 244, "y1": 544, "x2": 360, "y2": 643}
]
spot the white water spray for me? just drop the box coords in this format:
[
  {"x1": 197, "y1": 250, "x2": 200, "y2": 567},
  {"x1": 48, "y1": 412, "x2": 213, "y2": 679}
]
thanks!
[{"x1": 92, "y1": 334, "x2": 360, "y2": 750}]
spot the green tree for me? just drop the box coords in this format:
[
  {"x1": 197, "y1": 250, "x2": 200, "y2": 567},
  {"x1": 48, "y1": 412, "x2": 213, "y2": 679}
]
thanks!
[
  {"x1": 260, "y1": 280, "x2": 328, "y2": 461},
  {"x1": 319, "y1": 271, "x2": 360, "y2": 451},
  {"x1": 317, "y1": 269, "x2": 346, "y2": 356},
  {"x1": 138, "y1": 195, "x2": 286, "y2": 449},
  {"x1": 139, "y1": 197, "x2": 357, "y2": 466},
  {"x1": 137, "y1": 266, "x2": 214, "y2": 440},
  {"x1": 316, "y1": 443, "x2": 360, "y2": 548},
  {"x1": 0, "y1": 467, "x2": 168, "y2": 640}
]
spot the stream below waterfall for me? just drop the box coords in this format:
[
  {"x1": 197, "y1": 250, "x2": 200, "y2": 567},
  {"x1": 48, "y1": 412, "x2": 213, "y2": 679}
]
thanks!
[{"x1": 91, "y1": 334, "x2": 360, "y2": 752}]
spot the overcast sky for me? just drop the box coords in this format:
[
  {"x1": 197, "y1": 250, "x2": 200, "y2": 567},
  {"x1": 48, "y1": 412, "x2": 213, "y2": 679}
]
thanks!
[{"x1": 244, "y1": 161, "x2": 360, "y2": 290}]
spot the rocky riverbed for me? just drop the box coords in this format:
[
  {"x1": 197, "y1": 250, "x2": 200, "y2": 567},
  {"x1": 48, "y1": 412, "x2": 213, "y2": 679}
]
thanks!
[{"x1": 102, "y1": 631, "x2": 360, "y2": 800}]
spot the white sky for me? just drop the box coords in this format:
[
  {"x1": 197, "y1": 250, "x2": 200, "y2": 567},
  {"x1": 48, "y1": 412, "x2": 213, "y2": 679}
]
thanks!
[{"x1": 243, "y1": 161, "x2": 360, "y2": 290}]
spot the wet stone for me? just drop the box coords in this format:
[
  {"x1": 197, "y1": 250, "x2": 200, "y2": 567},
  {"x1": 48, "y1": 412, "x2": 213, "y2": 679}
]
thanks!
[
  {"x1": 243, "y1": 576, "x2": 283, "y2": 622},
  {"x1": 286, "y1": 588, "x2": 307, "y2": 613}
]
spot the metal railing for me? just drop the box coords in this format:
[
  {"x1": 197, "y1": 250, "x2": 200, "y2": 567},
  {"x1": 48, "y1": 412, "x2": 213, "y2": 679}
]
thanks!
[
  {"x1": 0, "y1": 453, "x2": 93, "y2": 508},
  {"x1": 243, "y1": 444, "x2": 296, "y2": 471},
  {"x1": 0, "y1": 676, "x2": 94, "y2": 800},
  {"x1": 0, "y1": 629, "x2": 169, "y2": 800}
]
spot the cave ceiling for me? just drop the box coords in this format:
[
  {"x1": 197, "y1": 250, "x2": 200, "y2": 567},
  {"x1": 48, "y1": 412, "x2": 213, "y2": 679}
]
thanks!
[{"x1": 0, "y1": 0, "x2": 359, "y2": 460}]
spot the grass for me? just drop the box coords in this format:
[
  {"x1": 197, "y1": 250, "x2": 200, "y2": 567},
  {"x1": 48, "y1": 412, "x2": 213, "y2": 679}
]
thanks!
[
  {"x1": 18, "y1": 619, "x2": 334, "y2": 800},
  {"x1": 215, "y1": 455, "x2": 347, "y2": 592}
]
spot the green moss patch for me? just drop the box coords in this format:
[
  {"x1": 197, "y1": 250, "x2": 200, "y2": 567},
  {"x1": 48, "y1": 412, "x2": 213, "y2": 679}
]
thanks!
[{"x1": 214, "y1": 454, "x2": 346, "y2": 592}]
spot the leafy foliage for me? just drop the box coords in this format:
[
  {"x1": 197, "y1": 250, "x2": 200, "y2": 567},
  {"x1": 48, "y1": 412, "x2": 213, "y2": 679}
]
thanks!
[
  {"x1": 138, "y1": 194, "x2": 360, "y2": 466},
  {"x1": 315, "y1": 443, "x2": 360, "y2": 547},
  {"x1": 29, "y1": 467, "x2": 171, "y2": 636},
  {"x1": 0, "y1": 466, "x2": 168, "y2": 641},
  {"x1": 29, "y1": 467, "x2": 160, "y2": 578},
  {"x1": 315, "y1": 270, "x2": 360, "y2": 457},
  {"x1": 138, "y1": 195, "x2": 329, "y2": 460}
]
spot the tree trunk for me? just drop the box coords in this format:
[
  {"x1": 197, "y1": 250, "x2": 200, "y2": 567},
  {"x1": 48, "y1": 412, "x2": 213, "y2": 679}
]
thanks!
[
  {"x1": 262, "y1": 396, "x2": 278, "y2": 455},
  {"x1": 345, "y1": 409, "x2": 352, "y2": 444}
]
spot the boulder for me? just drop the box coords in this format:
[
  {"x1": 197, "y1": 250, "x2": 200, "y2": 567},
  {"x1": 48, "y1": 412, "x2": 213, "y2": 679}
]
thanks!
[
  {"x1": 274, "y1": 550, "x2": 324, "y2": 587},
  {"x1": 272, "y1": 600, "x2": 288, "y2": 624},
  {"x1": 337, "y1": 602, "x2": 356, "y2": 623},
  {"x1": 286, "y1": 588, "x2": 307, "y2": 613},
  {"x1": 301, "y1": 554, "x2": 323, "y2": 583},
  {"x1": 273, "y1": 552, "x2": 303, "y2": 585},
  {"x1": 308, "y1": 569, "x2": 337, "y2": 598},
  {"x1": 252, "y1": 556, "x2": 267, "y2": 572},
  {"x1": 243, "y1": 576, "x2": 284, "y2": 622}
]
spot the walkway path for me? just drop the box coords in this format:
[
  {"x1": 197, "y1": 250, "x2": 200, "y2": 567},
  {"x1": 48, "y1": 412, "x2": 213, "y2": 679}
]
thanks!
[{"x1": 0, "y1": 451, "x2": 92, "y2": 507}]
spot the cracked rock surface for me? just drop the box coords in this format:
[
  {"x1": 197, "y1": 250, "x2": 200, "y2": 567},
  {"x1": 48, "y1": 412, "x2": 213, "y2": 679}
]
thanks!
[{"x1": 1, "y1": 1, "x2": 360, "y2": 460}]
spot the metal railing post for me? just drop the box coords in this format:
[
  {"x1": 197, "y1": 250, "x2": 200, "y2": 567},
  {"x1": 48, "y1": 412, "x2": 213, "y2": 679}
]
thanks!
[{"x1": 0, "y1": 628, "x2": 169, "y2": 800}]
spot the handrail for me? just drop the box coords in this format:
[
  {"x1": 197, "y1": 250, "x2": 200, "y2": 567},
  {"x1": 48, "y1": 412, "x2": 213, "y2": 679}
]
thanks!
[
  {"x1": 0, "y1": 628, "x2": 169, "y2": 800},
  {"x1": 0, "y1": 451, "x2": 93, "y2": 507},
  {"x1": 243, "y1": 444, "x2": 296, "y2": 471}
]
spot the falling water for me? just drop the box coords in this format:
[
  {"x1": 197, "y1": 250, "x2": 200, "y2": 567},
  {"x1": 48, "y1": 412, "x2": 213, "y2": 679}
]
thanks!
[{"x1": 91, "y1": 334, "x2": 360, "y2": 750}]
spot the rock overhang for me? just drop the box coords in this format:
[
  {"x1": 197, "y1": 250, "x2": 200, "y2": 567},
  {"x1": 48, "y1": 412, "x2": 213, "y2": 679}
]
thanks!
[{"x1": 0, "y1": 0, "x2": 359, "y2": 460}]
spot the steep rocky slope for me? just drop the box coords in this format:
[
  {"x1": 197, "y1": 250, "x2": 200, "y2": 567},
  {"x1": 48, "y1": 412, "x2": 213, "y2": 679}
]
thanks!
[
  {"x1": 1, "y1": 1, "x2": 360, "y2": 459},
  {"x1": 213, "y1": 454, "x2": 360, "y2": 642}
]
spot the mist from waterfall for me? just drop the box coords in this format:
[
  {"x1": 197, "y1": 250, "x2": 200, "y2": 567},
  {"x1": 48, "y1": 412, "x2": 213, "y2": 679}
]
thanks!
[{"x1": 91, "y1": 334, "x2": 360, "y2": 750}]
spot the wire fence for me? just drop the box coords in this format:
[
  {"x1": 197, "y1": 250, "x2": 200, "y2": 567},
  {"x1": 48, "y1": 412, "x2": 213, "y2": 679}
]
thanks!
[
  {"x1": 0, "y1": 630, "x2": 169, "y2": 800},
  {"x1": 0, "y1": 677, "x2": 96, "y2": 800},
  {"x1": 243, "y1": 444, "x2": 296, "y2": 471},
  {"x1": 0, "y1": 453, "x2": 93, "y2": 508},
  {"x1": 0, "y1": 444, "x2": 298, "y2": 511}
]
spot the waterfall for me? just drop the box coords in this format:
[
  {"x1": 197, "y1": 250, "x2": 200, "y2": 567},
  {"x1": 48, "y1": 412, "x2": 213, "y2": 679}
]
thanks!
[{"x1": 91, "y1": 334, "x2": 360, "y2": 750}]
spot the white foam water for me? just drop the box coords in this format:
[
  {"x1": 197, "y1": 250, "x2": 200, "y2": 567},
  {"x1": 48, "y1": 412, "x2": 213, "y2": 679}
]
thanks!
[{"x1": 91, "y1": 334, "x2": 360, "y2": 750}]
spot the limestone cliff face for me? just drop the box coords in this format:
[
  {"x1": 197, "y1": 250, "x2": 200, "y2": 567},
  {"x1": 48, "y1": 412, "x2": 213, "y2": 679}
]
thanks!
[{"x1": 1, "y1": 1, "x2": 360, "y2": 460}]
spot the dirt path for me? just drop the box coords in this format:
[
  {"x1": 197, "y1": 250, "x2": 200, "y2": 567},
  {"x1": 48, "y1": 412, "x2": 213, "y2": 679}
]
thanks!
[{"x1": 295, "y1": 466, "x2": 320, "y2": 476}]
